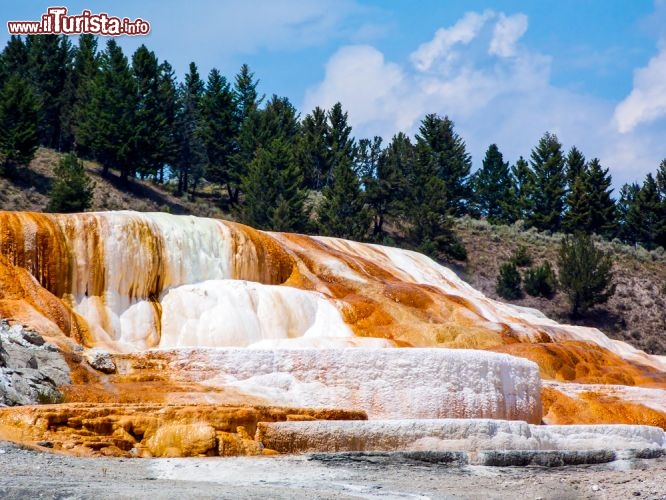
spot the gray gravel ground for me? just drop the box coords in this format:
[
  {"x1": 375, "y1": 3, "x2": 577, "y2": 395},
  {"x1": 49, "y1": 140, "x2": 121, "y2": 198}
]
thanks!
[{"x1": 1, "y1": 440, "x2": 665, "y2": 499}]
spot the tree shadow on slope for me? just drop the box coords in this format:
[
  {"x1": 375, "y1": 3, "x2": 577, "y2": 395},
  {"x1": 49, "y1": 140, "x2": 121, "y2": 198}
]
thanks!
[
  {"x1": 3, "y1": 165, "x2": 53, "y2": 196},
  {"x1": 567, "y1": 308, "x2": 626, "y2": 335}
]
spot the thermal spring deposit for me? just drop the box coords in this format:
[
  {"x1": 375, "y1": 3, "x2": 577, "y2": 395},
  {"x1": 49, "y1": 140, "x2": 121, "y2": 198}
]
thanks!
[{"x1": 0, "y1": 211, "x2": 665, "y2": 458}]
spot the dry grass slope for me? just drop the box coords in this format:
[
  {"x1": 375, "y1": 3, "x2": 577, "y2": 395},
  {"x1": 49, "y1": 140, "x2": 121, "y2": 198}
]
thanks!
[{"x1": 0, "y1": 149, "x2": 228, "y2": 217}]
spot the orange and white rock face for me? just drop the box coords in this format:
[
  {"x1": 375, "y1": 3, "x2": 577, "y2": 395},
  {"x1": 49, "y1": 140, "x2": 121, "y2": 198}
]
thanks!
[
  {"x1": 0, "y1": 210, "x2": 665, "y2": 431},
  {"x1": 111, "y1": 347, "x2": 542, "y2": 422}
]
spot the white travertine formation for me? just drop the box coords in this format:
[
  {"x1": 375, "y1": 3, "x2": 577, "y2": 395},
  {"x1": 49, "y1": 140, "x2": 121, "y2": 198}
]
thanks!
[
  {"x1": 4, "y1": 211, "x2": 665, "y2": 437},
  {"x1": 158, "y1": 280, "x2": 354, "y2": 348},
  {"x1": 120, "y1": 347, "x2": 542, "y2": 423},
  {"x1": 257, "y1": 418, "x2": 666, "y2": 454},
  {"x1": 7, "y1": 211, "x2": 663, "y2": 375}
]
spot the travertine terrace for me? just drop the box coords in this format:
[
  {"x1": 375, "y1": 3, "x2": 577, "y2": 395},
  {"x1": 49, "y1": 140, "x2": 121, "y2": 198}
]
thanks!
[{"x1": 0, "y1": 210, "x2": 665, "y2": 457}]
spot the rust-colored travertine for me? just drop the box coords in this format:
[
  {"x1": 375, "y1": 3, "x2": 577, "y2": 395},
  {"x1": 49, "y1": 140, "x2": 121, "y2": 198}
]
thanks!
[
  {"x1": 0, "y1": 403, "x2": 366, "y2": 457},
  {"x1": 275, "y1": 233, "x2": 510, "y2": 347},
  {"x1": 490, "y1": 341, "x2": 666, "y2": 387},
  {"x1": 0, "y1": 212, "x2": 72, "y2": 297},
  {"x1": 228, "y1": 222, "x2": 297, "y2": 285},
  {"x1": 542, "y1": 386, "x2": 666, "y2": 428},
  {"x1": 0, "y1": 255, "x2": 92, "y2": 345}
]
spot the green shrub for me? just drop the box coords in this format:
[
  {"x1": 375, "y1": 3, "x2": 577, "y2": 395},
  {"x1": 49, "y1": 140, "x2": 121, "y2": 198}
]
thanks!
[
  {"x1": 47, "y1": 153, "x2": 95, "y2": 213},
  {"x1": 496, "y1": 261, "x2": 522, "y2": 300},
  {"x1": 511, "y1": 245, "x2": 533, "y2": 267},
  {"x1": 558, "y1": 233, "x2": 615, "y2": 317},
  {"x1": 446, "y1": 240, "x2": 468, "y2": 261},
  {"x1": 524, "y1": 261, "x2": 557, "y2": 298}
]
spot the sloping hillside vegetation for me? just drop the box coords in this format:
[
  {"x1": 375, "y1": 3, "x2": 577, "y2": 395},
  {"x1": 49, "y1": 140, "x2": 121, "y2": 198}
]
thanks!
[{"x1": 455, "y1": 217, "x2": 666, "y2": 355}]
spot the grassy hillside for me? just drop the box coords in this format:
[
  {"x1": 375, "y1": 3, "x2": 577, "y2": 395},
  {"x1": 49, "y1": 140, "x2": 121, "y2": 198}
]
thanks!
[
  {"x1": 2, "y1": 149, "x2": 665, "y2": 354},
  {"x1": 0, "y1": 149, "x2": 228, "y2": 218},
  {"x1": 454, "y1": 217, "x2": 666, "y2": 355}
]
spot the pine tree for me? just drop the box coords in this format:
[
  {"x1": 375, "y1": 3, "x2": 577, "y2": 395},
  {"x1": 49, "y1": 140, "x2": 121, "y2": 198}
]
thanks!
[
  {"x1": 0, "y1": 36, "x2": 29, "y2": 88},
  {"x1": 657, "y1": 159, "x2": 666, "y2": 198},
  {"x1": 524, "y1": 261, "x2": 557, "y2": 298},
  {"x1": 76, "y1": 40, "x2": 137, "y2": 180},
  {"x1": 529, "y1": 132, "x2": 566, "y2": 231},
  {"x1": 173, "y1": 62, "x2": 205, "y2": 196},
  {"x1": 326, "y1": 102, "x2": 356, "y2": 189},
  {"x1": 26, "y1": 35, "x2": 72, "y2": 149},
  {"x1": 415, "y1": 114, "x2": 472, "y2": 216},
  {"x1": 240, "y1": 138, "x2": 308, "y2": 232},
  {"x1": 318, "y1": 159, "x2": 370, "y2": 241},
  {"x1": 255, "y1": 94, "x2": 300, "y2": 146},
  {"x1": 656, "y1": 159, "x2": 666, "y2": 249},
  {"x1": 562, "y1": 146, "x2": 588, "y2": 232},
  {"x1": 297, "y1": 106, "x2": 331, "y2": 190},
  {"x1": 365, "y1": 134, "x2": 409, "y2": 237},
  {"x1": 58, "y1": 56, "x2": 77, "y2": 153},
  {"x1": 616, "y1": 183, "x2": 640, "y2": 244},
  {"x1": 558, "y1": 233, "x2": 615, "y2": 317},
  {"x1": 585, "y1": 158, "x2": 616, "y2": 238},
  {"x1": 561, "y1": 155, "x2": 615, "y2": 237},
  {"x1": 625, "y1": 174, "x2": 663, "y2": 250},
  {"x1": 155, "y1": 61, "x2": 179, "y2": 183},
  {"x1": 233, "y1": 63, "x2": 263, "y2": 123},
  {"x1": 511, "y1": 156, "x2": 534, "y2": 221},
  {"x1": 200, "y1": 68, "x2": 237, "y2": 195},
  {"x1": 71, "y1": 34, "x2": 99, "y2": 159},
  {"x1": 132, "y1": 45, "x2": 166, "y2": 179},
  {"x1": 496, "y1": 261, "x2": 522, "y2": 300},
  {"x1": 565, "y1": 146, "x2": 586, "y2": 186},
  {"x1": 472, "y1": 144, "x2": 517, "y2": 224},
  {"x1": 355, "y1": 136, "x2": 383, "y2": 182},
  {"x1": 405, "y1": 127, "x2": 466, "y2": 261},
  {"x1": 47, "y1": 153, "x2": 95, "y2": 213},
  {"x1": 229, "y1": 64, "x2": 264, "y2": 205},
  {"x1": 562, "y1": 167, "x2": 591, "y2": 234},
  {"x1": 0, "y1": 74, "x2": 40, "y2": 172},
  {"x1": 234, "y1": 94, "x2": 302, "y2": 202}
]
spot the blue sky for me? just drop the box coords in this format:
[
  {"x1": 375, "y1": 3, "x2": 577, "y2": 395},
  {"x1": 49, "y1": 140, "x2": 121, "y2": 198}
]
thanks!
[{"x1": 3, "y1": 1, "x2": 666, "y2": 186}]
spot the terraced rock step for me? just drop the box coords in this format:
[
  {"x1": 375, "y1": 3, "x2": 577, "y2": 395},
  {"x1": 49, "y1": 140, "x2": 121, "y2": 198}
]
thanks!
[
  {"x1": 0, "y1": 403, "x2": 366, "y2": 458},
  {"x1": 258, "y1": 419, "x2": 666, "y2": 457},
  {"x1": 113, "y1": 347, "x2": 543, "y2": 422}
]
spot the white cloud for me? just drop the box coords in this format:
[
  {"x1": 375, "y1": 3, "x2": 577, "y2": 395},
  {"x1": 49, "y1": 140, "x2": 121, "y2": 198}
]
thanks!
[
  {"x1": 410, "y1": 10, "x2": 493, "y2": 72},
  {"x1": 489, "y1": 13, "x2": 528, "y2": 58},
  {"x1": 305, "y1": 10, "x2": 545, "y2": 141},
  {"x1": 304, "y1": 10, "x2": 666, "y2": 187},
  {"x1": 303, "y1": 45, "x2": 417, "y2": 138},
  {"x1": 613, "y1": 42, "x2": 666, "y2": 133}
]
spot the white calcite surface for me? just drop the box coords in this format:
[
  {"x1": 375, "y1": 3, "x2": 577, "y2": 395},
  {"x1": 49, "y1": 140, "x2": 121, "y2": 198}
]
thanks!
[
  {"x1": 257, "y1": 418, "x2": 666, "y2": 454},
  {"x1": 121, "y1": 347, "x2": 542, "y2": 423},
  {"x1": 63, "y1": 212, "x2": 244, "y2": 346},
  {"x1": 158, "y1": 280, "x2": 354, "y2": 348}
]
